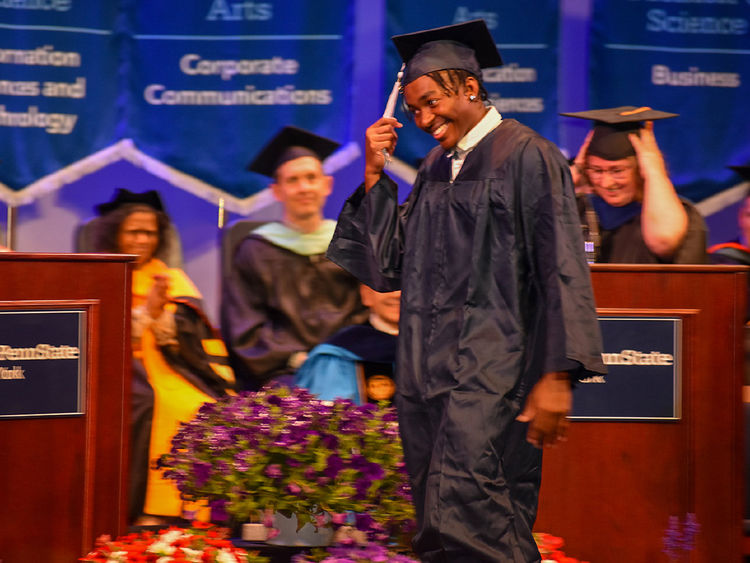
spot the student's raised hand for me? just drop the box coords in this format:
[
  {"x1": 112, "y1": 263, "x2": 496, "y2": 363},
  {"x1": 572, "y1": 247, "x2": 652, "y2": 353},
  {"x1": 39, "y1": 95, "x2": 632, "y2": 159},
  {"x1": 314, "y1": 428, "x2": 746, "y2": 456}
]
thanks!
[{"x1": 365, "y1": 117, "x2": 402, "y2": 189}]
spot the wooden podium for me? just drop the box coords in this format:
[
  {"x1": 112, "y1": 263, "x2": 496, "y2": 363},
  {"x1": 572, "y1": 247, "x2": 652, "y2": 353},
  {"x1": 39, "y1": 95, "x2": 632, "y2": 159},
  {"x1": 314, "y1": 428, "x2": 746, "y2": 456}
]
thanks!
[
  {"x1": 535, "y1": 264, "x2": 747, "y2": 562},
  {"x1": 0, "y1": 253, "x2": 133, "y2": 563}
]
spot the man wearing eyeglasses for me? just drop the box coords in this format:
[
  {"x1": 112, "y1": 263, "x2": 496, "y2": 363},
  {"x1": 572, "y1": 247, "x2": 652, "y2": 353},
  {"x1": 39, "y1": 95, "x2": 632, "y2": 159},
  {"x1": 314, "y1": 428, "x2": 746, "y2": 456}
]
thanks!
[{"x1": 564, "y1": 106, "x2": 707, "y2": 264}]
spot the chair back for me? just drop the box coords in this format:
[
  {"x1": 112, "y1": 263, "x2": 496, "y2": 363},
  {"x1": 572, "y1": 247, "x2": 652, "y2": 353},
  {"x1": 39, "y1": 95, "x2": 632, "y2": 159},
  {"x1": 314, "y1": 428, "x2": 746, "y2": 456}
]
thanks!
[{"x1": 220, "y1": 219, "x2": 268, "y2": 280}]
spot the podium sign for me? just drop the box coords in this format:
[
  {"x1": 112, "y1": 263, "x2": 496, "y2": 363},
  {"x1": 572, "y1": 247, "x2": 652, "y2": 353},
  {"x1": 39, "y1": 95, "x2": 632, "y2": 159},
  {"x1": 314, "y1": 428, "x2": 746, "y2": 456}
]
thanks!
[
  {"x1": 0, "y1": 309, "x2": 86, "y2": 418},
  {"x1": 571, "y1": 316, "x2": 681, "y2": 421}
]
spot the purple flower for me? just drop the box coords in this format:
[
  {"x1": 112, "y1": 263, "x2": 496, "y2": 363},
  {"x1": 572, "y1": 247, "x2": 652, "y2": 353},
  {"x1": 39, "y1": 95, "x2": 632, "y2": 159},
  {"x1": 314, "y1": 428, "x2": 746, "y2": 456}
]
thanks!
[
  {"x1": 286, "y1": 482, "x2": 302, "y2": 495},
  {"x1": 208, "y1": 426, "x2": 233, "y2": 451},
  {"x1": 321, "y1": 433, "x2": 339, "y2": 450},
  {"x1": 682, "y1": 513, "x2": 700, "y2": 551},
  {"x1": 663, "y1": 515, "x2": 684, "y2": 559},
  {"x1": 325, "y1": 454, "x2": 345, "y2": 479},
  {"x1": 209, "y1": 498, "x2": 229, "y2": 522},
  {"x1": 265, "y1": 464, "x2": 283, "y2": 479},
  {"x1": 354, "y1": 513, "x2": 373, "y2": 531},
  {"x1": 215, "y1": 459, "x2": 231, "y2": 476},
  {"x1": 363, "y1": 462, "x2": 385, "y2": 481},
  {"x1": 266, "y1": 394, "x2": 283, "y2": 406},
  {"x1": 192, "y1": 461, "x2": 212, "y2": 487},
  {"x1": 234, "y1": 451, "x2": 251, "y2": 472},
  {"x1": 353, "y1": 477, "x2": 372, "y2": 500}
]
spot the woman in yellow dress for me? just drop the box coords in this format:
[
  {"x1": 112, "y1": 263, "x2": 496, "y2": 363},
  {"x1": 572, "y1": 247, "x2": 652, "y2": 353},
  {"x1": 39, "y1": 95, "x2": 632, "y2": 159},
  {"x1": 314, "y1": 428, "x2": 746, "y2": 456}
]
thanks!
[{"x1": 93, "y1": 189, "x2": 235, "y2": 525}]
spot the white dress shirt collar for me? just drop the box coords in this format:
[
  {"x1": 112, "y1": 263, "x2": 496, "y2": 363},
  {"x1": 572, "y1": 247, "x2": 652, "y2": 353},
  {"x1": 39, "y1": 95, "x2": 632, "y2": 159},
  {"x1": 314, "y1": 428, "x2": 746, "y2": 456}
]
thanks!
[{"x1": 448, "y1": 106, "x2": 503, "y2": 181}]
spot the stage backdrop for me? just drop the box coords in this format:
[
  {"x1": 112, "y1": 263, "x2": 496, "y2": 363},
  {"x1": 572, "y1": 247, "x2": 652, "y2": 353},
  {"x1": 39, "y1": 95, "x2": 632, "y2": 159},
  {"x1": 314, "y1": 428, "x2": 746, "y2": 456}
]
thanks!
[
  {"x1": 588, "y1": 0, "x2": 750, "y2": 203},
  {"x1": 385, "y1": 0, "x2": 560, "y2": 168},
  {"x1": 0, "y1": 1, "x2": 354, "y2": 208}
]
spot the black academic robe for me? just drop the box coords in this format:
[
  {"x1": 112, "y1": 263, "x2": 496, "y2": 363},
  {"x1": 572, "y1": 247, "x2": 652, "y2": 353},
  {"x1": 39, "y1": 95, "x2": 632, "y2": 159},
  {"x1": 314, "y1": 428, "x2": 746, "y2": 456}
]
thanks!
[
  {"x1": 578, "y1": 194, "x2": 708, "y2": 264},
  {"x1": 328, "y1": 119, "x2": 606, "y2": 562},
  {"x1": 323, "y1": 322, "x2": 398, "y2": 405},
  {"x1": 221, "y1": 234, "x2": 368, "y2": 389},
  {"x1": 295, "y1": 322, "x2": 398, "y2": 406}
]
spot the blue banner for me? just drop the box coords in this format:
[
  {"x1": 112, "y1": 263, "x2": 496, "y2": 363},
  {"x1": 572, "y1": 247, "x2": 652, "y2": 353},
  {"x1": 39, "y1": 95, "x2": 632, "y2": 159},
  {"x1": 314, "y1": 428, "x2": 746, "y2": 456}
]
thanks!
[
  {"x1": 126, "y1": 0, "x2": 353, "y2": 200},
  {"x1": 589, "y1": 0, "x2": 750, "y2": 202},
  {"x1": 385, "y1": 1, "x2": 560, "y2": 168},
  {"x1": 0, "y1": 3, "x2": 120, "y2": 191},
  {"x1": 0, "y1": 1, "x2": 353, "y2": 203}
]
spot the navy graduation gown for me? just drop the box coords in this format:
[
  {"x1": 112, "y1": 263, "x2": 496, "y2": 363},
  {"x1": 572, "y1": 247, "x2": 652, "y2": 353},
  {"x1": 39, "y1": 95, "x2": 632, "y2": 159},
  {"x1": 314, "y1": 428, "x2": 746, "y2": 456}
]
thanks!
[{"x1": 328, "y1": 119, "x2": 605, "y2": 562}]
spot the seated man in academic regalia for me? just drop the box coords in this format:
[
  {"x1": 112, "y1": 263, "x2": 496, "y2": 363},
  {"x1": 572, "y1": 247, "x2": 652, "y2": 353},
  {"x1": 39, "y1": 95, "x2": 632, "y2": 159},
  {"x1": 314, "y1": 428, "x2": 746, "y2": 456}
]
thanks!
[
  {"x1": 221, "y1": 126, "x2": 368, "y2": 390},
  {"x1": 295, "y1": 284, "x2": 400, "y2": 406}
]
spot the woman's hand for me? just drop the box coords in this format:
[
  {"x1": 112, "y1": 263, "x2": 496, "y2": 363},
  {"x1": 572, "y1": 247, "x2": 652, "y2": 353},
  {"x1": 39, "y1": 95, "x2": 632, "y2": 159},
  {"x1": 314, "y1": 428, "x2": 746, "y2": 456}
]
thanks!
[{"x1": 146, "y1": 273, "x2": 170, "y2": 319}]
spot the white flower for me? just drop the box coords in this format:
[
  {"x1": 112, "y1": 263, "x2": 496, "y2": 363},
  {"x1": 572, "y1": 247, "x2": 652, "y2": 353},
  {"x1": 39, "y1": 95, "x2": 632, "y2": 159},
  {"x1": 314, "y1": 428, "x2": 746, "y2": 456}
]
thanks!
[
  {"x1": 107, "y1": 552, "x2": 128, "y2": 562},
  {"x1": 216, "y1": 549, "x2": 241, "y2": 563},
  {"x1": 160, "y1": 529, "x2": 187, "y2": 544},
  {"x1": 181, "y1": 547, "x2": 203, "y2": 561},
  {"x1": 147, "y1": 541, "x2": 175, "y2": 555}
]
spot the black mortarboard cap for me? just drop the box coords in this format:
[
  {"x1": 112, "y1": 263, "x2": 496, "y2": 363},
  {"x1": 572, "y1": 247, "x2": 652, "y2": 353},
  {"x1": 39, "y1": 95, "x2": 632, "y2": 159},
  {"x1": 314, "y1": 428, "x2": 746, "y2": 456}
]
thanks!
[
  {"x1": 96, "y1": 188, "x2": 165, "y2": 216},
  {"x1": 392, "y1": 19, "x2": 503, "y2": 86},
  {"x1": 247, "y1": 126, "x2": 340, "y2": 178},
  {"x1": 560, "y1": 106, "x2": 678, "y2": 161},
  {"x1": 729, "y1": 165, "x2": 750, "y2": 182}
]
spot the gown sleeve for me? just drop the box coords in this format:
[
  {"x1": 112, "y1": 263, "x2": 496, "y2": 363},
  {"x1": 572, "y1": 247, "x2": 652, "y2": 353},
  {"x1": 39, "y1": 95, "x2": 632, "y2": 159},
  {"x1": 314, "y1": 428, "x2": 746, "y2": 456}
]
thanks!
[
  {"x1": 517, "y1": 140, "x2": 607, "y2": 379},
  {"x1": 327, "y1": 174, "x2": 410, "y2": 292},
  {"x1": 672, "y1": 200, "x2": 708, "y2": 264}
]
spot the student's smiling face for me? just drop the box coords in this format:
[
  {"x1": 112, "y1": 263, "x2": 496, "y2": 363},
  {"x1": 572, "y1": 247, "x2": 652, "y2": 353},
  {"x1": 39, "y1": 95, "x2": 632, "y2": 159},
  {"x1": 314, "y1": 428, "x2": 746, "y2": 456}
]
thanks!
[{"x1": 403, "y1": 74, "x2": 479, "y2": 150}]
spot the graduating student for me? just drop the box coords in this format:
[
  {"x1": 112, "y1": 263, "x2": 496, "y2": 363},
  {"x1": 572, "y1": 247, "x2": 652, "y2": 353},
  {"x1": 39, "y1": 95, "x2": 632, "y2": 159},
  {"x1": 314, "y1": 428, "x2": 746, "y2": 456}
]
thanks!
[
  {"x1": 564, "y1": 106, "x2": 707, "y2": 263},
  {"x1": 221, "y1": 126, "x2": 367, "y2": 389},
  {"x1": 327, "y1": 19, "x2": 605, "y2": 562}
]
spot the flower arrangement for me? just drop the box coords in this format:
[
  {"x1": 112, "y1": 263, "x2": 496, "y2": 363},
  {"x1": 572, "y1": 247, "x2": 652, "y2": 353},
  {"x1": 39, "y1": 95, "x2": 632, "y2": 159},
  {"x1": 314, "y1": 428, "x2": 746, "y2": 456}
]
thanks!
[
  {"x1": 158, "y1": 387, "x2": 415, "y2": 538},
  {"x1": 79, "y1": 522, "x2": 268, "y2": 562}
]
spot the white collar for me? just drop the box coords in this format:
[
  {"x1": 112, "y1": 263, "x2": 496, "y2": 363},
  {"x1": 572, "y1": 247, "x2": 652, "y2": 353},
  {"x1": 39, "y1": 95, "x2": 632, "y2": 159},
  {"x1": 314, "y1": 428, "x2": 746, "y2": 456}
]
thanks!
[
  {"x1": 369, "y1": 314, "x2": 399, "y2": 336},
  {"x1": 451, "y1": 106, "x2": 503, "y2": 157}
]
